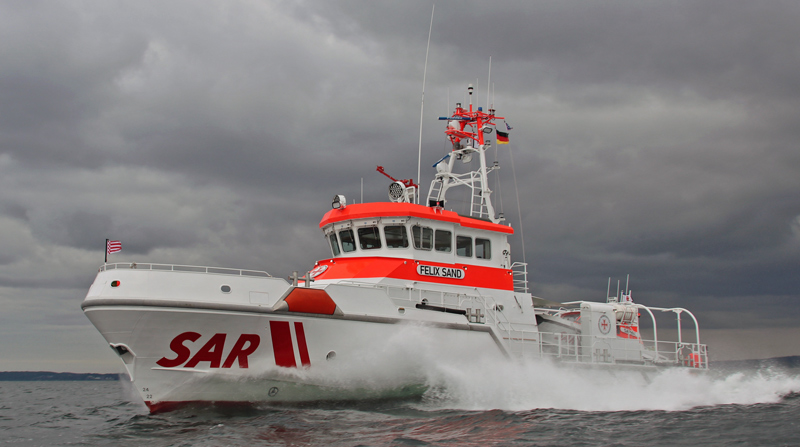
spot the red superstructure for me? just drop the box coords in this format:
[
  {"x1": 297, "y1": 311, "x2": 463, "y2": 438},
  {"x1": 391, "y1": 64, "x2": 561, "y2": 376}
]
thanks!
[
  {"x1": 442, "y1": 100, "x2": 504, "y2": 149},
  {"x1": 316, "y1": 202, "x2": 516, "y2": 291},
  {"x1": 320, "y1": 202, "x2": 513, "y2": 234}
]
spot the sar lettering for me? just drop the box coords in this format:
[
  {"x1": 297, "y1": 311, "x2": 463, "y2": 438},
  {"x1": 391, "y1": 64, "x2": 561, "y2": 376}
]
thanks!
[{"x1": 156, "y1": 332, "x2": 260, "y2": 368}]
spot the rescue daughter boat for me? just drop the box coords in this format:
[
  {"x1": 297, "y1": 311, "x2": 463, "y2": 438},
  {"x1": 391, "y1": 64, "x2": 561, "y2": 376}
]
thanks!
[{"x1": 82, "y1": 86, "x2": 708, "y2": 412}]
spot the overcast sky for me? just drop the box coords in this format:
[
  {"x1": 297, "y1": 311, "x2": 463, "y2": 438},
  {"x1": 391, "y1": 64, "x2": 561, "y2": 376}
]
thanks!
[{"x1": 1, "y1": 0, "x2": 799, "y2": 372}]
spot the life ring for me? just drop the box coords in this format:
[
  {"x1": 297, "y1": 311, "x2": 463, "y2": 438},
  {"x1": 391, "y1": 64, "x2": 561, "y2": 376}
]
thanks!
[{"x1": 309, "y1": 264, "x2": 328, "y2": 278}]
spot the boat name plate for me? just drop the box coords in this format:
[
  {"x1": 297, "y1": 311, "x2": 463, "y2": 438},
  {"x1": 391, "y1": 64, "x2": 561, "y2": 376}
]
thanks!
[{"x1": 416, "y1": 264, "x2": 465, "y2": 280}]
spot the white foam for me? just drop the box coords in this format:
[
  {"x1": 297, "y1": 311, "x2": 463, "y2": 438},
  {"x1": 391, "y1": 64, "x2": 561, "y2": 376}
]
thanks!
[
  {"x1": 286, "y1": 324, "x2": 800, "y2": 412},
  {"x1": 418, "y1": 357, "x2": 800, "y2": 412}
]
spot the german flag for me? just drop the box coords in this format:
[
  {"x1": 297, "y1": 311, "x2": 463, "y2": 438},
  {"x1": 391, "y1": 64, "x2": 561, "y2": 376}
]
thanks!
[{"x1": 496, "y1": 130, "x2": 509, "y2": 144}]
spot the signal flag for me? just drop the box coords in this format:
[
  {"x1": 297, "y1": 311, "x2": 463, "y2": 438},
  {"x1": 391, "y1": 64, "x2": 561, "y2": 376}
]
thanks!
[
  {"x1": 105, "y1": 239, "x2": 122, "y2": 263},
  {"x1": 496, "y1": 130, "x2": 509, "y2": 144}
]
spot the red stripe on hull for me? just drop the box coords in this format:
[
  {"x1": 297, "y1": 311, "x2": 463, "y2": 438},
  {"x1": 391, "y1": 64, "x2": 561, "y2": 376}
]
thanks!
[
  {"x1": 146, "y1": 400, "x2": 257, "y2": 414},
  {"x1": 294, "y1": 322, "x2": 311, "y2": 367},
  {"x1": 313, "y1": 257, "x2": 514, "y2": 290},
  {"x1": 269, "y1": 321, "x2": 296, "y2": 367}
]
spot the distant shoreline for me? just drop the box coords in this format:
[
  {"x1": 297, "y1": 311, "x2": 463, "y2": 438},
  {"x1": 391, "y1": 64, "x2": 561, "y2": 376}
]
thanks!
[{"x1": 0, "y1": 371, "x2": 121, "y2": 381}]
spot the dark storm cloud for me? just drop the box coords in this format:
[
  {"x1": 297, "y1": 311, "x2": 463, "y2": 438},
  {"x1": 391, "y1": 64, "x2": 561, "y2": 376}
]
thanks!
[
  {"x1": 321, "y1": 1, "x2": 800, "y2": 100},
  {"x1": 2, "y1": 0, "x2": 800, "y2": 370},
  {"x1": 0, "y1": 1, "x2": 149, "y2": 168}
]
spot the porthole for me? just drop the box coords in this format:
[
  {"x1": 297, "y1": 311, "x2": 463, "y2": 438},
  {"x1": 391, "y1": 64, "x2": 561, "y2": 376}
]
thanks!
[
  {"x1": 221, "y1": 285, "x2": 231, "y2": 293},
  {"x1": 326, "y1": 351, "x2": 337, "y2": 361}
]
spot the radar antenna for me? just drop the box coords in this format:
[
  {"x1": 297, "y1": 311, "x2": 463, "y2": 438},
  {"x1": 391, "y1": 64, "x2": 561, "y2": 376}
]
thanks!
[{"x1": 428, "y1": 85, "x2": 505, "y2": 223}]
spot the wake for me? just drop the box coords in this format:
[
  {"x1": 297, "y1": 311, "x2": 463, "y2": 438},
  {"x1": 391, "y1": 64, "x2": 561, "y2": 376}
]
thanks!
[{"x1": 418, "y1": 357, "x2": 800, "y2": 412}]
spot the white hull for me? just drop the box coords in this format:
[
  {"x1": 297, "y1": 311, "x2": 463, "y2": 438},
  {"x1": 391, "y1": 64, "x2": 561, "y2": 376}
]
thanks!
[
  {"x1": 83, "y1": 264, "x2": 706, "y2": 412},
  {"x1": 83, "y1": 267, "x2": 508, "y2": 411}
]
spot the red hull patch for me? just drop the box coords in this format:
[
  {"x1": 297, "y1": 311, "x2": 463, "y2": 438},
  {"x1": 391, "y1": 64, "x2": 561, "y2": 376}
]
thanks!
[{"x1": 269, "y1": 321, "x2": 311, "y2": 368}]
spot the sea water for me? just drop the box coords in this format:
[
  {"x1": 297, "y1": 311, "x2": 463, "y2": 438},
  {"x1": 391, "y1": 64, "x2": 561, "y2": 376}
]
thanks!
[{"x1": 1, "y1": 359, "x2": 799, "y2": 446}]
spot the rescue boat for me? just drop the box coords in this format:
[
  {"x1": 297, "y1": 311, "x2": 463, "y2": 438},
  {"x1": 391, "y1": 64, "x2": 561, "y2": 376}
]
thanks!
[{"x1": 82, "y1": 86, "x2": 708, "y2": 413}]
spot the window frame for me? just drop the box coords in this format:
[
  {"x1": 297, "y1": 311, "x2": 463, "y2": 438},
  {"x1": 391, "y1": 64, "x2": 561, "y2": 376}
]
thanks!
[
  {"x1": 339, "y1": 229, "x2": 357, "y2": 253},
  {"x1": 456, "y1": 235, "x2": 473, "y2": 257},
  {"x1": 475, "y1": 237, "x2": 491, "y2": 259},
  {"x1": 328, "y1": 232, "x2": 341, "y2": 256},
  {"x1": 384, "y1": 225, "x2": 409, "y2": 249},
  {"x1": 357, "y1": 226, "x2": 382, "y2": 250},
  {"x1": 412, "y1": 225, "x2": 433, "y2": 251},
  {"x1": 434, "y1": 229, "x2": 452, "y2": 253}
]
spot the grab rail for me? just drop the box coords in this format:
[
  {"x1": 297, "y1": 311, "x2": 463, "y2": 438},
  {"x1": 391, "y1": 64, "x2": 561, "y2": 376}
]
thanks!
[
  {"x1": 511, "y1": 262, "x2": 529, "y2": 293},
  {"x1": 99, "y1": 262, "x2": 271, "y2": 277},
  {"x1": 502, "y1": 329, "x2": 708, "y2": 369}
]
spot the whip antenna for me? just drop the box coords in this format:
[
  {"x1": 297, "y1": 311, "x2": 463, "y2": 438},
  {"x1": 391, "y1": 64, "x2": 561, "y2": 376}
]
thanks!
[
  {"x1": 417, "y1": 4, "x2": 435, "y2": 204},
  {"x1": 486, "y1": 57, "x2": 491, "y2": 110},
  {"x1": 509, "y1": 140, "x2": 526, "y2": 264}
]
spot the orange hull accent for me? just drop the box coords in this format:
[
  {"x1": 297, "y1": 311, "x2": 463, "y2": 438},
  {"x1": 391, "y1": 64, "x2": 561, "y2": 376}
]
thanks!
[
  {"x1": 314, "y1": 257, "x2": 514, "y2": 290},
  {"x1": 284, "y1": 288, "x2": 338, "y2": 315}
]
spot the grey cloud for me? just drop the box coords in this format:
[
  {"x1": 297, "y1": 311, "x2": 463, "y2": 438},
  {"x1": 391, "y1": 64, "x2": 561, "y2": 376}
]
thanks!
[{"x1": 2, "y1": 0, "x2": 800, "y2": 370}]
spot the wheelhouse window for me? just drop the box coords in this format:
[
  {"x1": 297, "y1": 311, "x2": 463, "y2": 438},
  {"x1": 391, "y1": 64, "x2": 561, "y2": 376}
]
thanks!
[
  {"x1": 434, "y1": 230, "x2": 452, "y2": 253},
  {"x1": 412, "y1": 225, "x2": 433, "y2": 250},
  {"x1": 339, "y1": 229, "x2": 356, "y2": 253},
  {"x1": 385, "y1": 225, "x2": 409, "y2": 249},
  {"x1": 328, "y1": 233, "x2": 340, "y2": 256},
  {"x1": 475, "y1": 238, "x2": 491, "y2": 259},
  {"x1": 456, "y1": 235, "x2": 472, "y2": 257},
  {"x1": 357, "y1": 227, "x2": 382, "y2": 250}
]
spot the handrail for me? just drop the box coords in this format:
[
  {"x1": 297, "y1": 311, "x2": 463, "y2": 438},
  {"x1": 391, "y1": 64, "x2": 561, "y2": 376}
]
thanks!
[
  {"x1": 634, "y1": 305, "x2": 659, "y2": 361},
  {"x1": 510, "y1": 262, "x2": 529, "y2": 293},
  {"x1": 525, "y1": 301, "x2": 707, "y2": 369},
  {"x1": 99, "y1": 262, "x2": 272, "y2": 277},
  {"x1": 633, "y1": 305, "x2": 702, "y2": 346},
  {"x1": 541, "y1": 302, "x2": 703, "y2": 350},
  {"x1": 504, "y1": 328, "x2": 708, "y2": 369}
]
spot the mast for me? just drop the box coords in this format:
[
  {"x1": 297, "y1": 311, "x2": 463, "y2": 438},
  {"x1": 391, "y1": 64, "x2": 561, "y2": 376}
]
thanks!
[{"x1": 427, "y1": 85, "x2": 505, "y2": 223}]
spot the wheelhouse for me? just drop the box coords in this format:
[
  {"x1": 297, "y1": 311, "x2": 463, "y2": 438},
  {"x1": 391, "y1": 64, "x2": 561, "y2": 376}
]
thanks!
[
  {"x1": 319, "y1": 202, "x2": 512, "y2": 268},
  {"x1": 313, "y1": 202, "x2": 516, "y2": 290}
]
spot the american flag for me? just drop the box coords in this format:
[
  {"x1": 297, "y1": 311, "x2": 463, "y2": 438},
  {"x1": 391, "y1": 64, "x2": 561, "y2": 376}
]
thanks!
[{"x1": 106, "y1": 240, "x2": 122, "y2": 254}]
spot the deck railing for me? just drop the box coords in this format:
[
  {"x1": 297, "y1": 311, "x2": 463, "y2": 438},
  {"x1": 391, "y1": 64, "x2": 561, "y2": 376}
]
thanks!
[
  {"x1": 100, "y1": 262, "x2": 271, "y2": 277},
  {"x1": 510, "y1": 262, "x2": 529, "y2": 293},
  {"x1": 502, "y1": 329, "x2": 708, "y2": 369}
]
